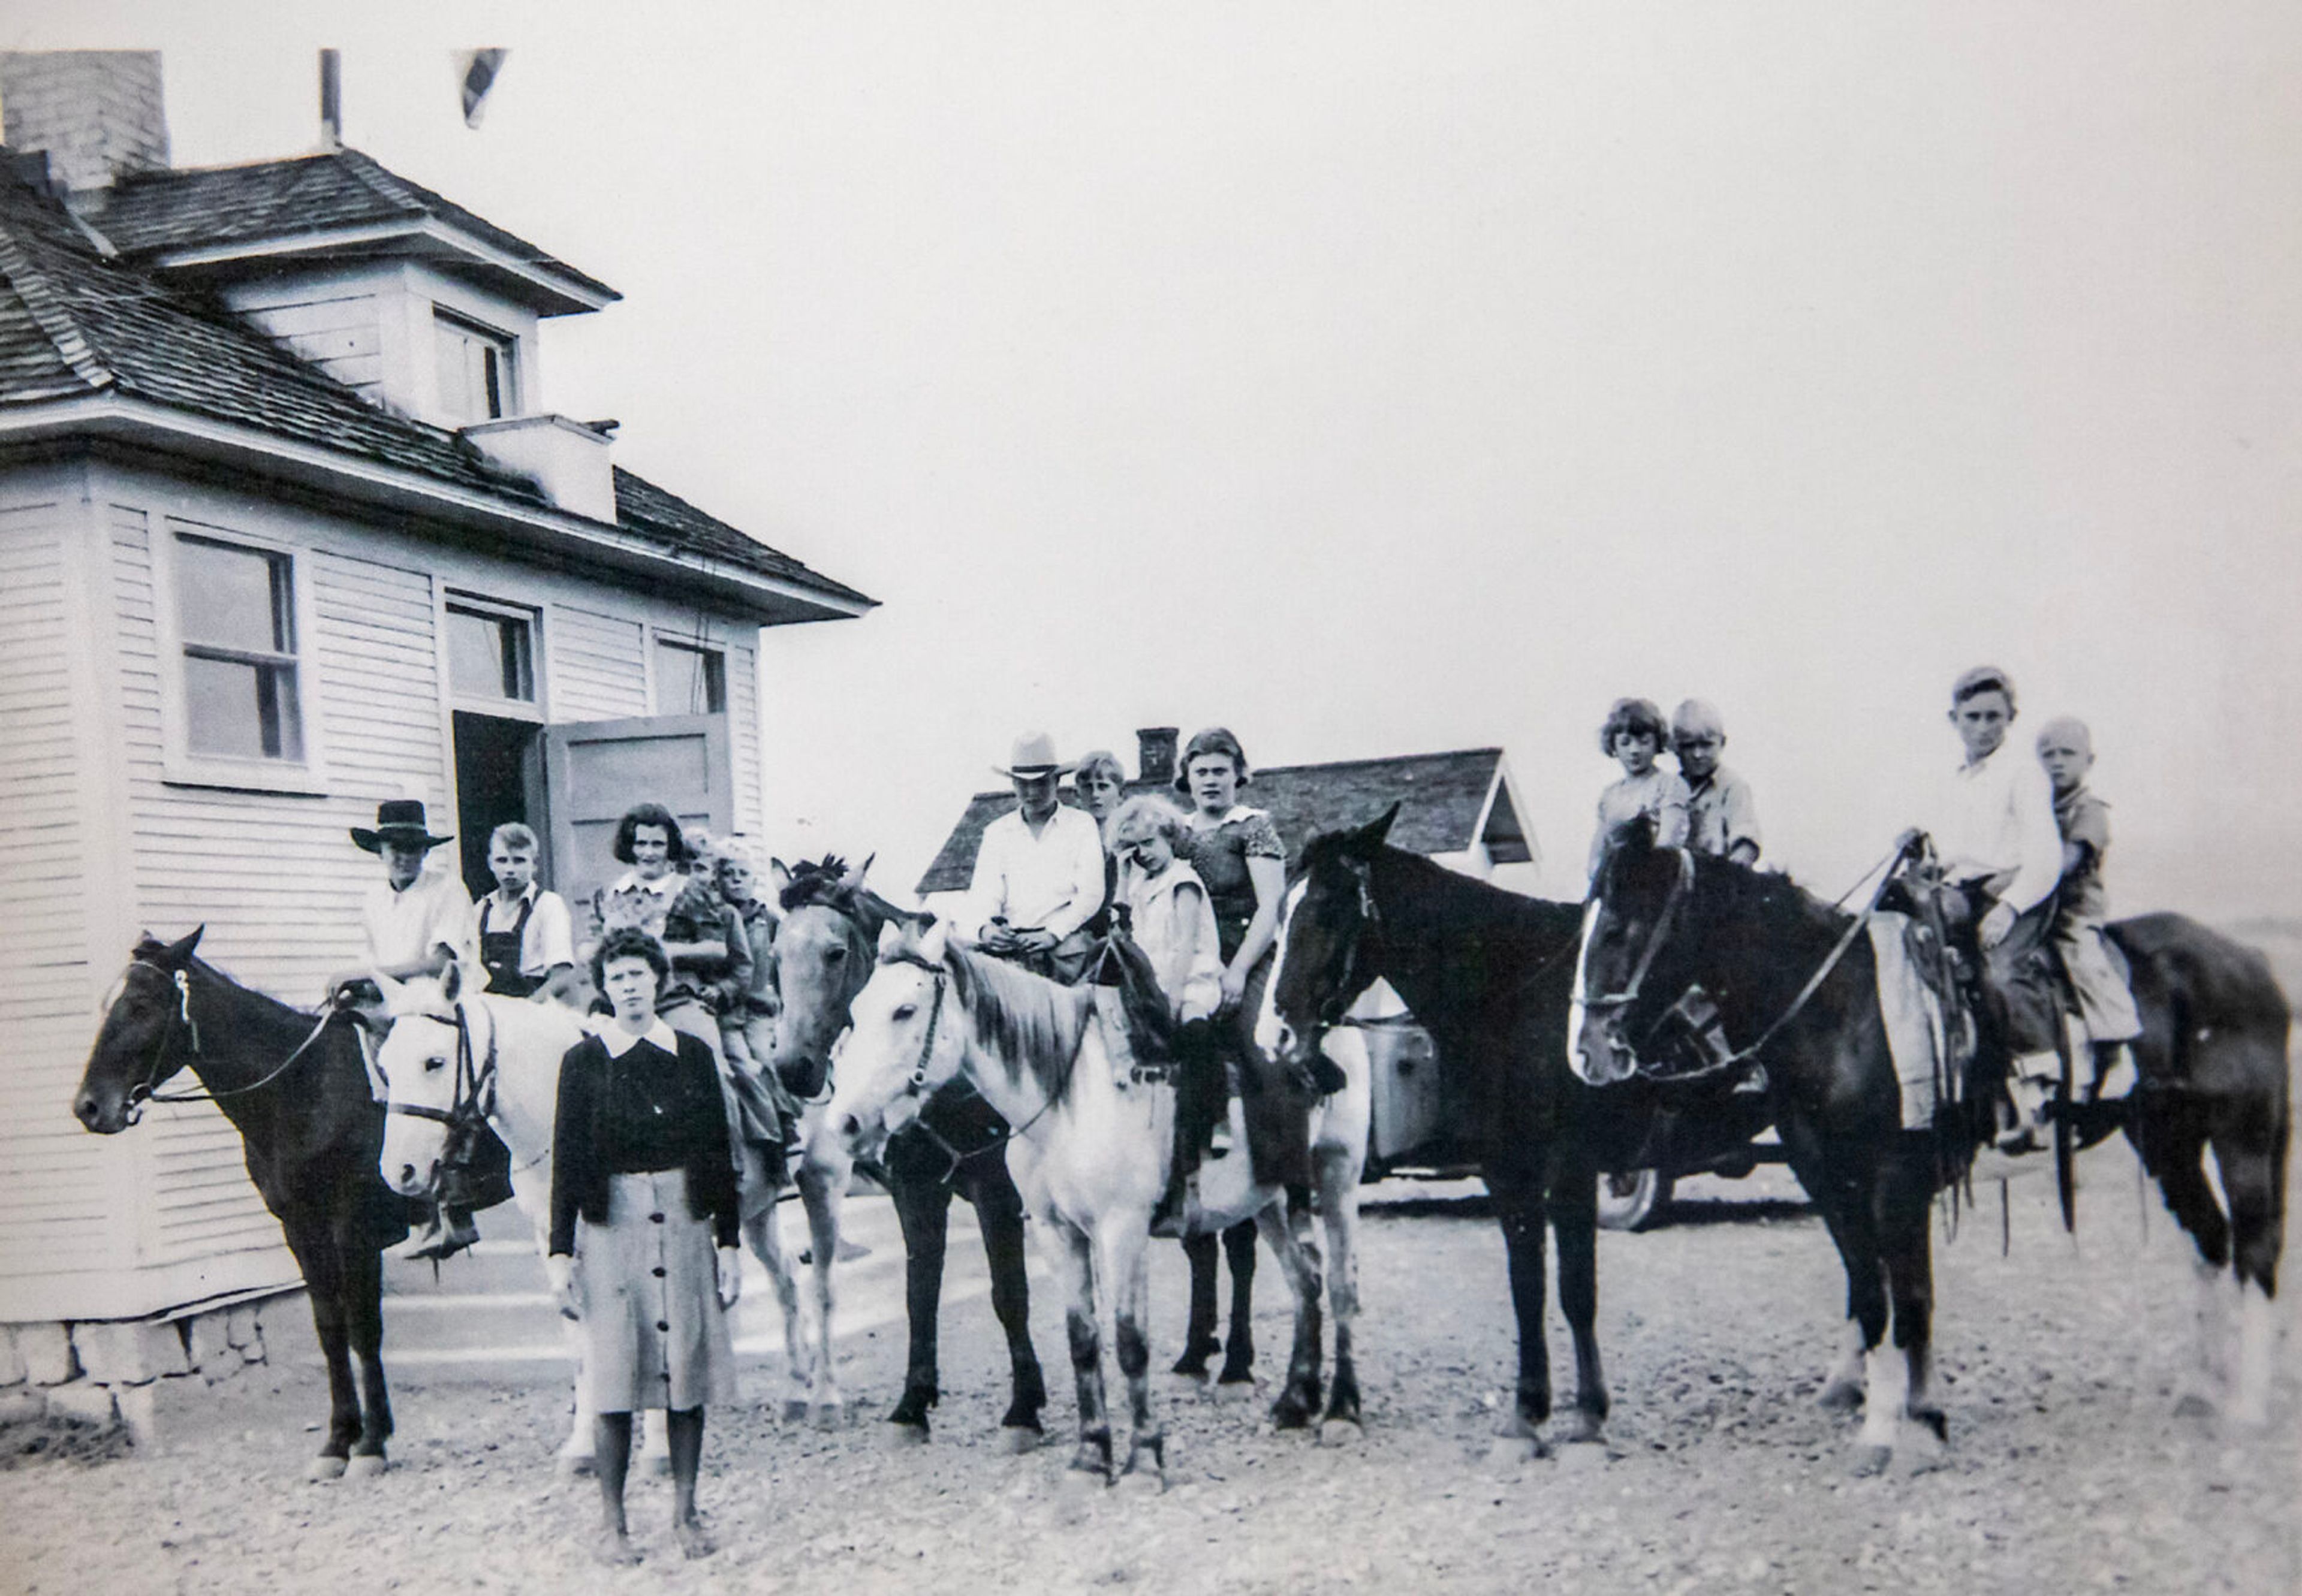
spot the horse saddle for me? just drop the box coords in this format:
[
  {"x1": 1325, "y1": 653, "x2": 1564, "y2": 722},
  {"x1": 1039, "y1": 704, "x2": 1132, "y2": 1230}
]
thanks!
[{"x1": 1086, "y1": 931, "x2": 1179, "y2": 1086}]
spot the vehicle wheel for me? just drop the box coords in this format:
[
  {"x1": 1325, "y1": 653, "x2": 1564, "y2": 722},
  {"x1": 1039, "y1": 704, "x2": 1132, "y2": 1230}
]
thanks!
[{"x1": 1596, "y1": 1167, "x2": 1673, "y2": 1232}]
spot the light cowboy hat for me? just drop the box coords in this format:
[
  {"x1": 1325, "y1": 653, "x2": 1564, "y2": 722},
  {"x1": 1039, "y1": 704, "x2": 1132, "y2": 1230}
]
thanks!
[
  {"x1": 992, "y1": 731, "x2": 1075, "y2": 781},
  {"x1": 350, "y1": 799, "x2": 454, "y2": 853}
]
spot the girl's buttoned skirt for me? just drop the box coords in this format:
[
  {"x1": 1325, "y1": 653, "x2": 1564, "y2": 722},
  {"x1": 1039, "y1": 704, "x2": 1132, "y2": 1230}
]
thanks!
[{"x1": 575, "y1": 1167, "x2": 736, "y2": 1413}]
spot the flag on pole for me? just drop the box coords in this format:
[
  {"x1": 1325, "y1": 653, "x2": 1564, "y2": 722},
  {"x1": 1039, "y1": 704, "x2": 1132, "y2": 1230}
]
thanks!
[{"x1": 456, "y1": 50, "x2": 508, "y2": 128}]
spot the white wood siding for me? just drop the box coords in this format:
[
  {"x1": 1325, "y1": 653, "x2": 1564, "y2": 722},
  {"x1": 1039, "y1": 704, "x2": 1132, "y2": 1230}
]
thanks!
[
  {"x1": 235, "y1": 293, "x2": 383, "y2": 403},
  {"x1": 118, "y1": 514, "x2": 449, "y2": 1271},
  {"x1": 549, "y1": 604, "x2": 650, "y2": 720},
  {"x1": 0, "y1": 499, "x2": 113, "y2": 1282},
  {"x1": 727, "y1": 638, "x2": 763, "y2": 833}
]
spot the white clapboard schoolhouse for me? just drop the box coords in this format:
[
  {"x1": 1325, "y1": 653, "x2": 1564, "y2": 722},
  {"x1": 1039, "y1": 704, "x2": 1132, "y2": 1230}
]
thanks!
[{"x1": 0, "y1": 53, "x2": 872, "y2": 1358}]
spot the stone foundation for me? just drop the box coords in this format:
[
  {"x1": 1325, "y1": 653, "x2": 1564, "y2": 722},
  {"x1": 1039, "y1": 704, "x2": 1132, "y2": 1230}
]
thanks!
[{"x1": 0, "y1": 1292, "x2": 287, "y2": 1446}]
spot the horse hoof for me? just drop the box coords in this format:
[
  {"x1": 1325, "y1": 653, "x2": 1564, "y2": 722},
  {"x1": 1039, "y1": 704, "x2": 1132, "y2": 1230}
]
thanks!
[
  {"x1": 1817, "y1": 1378, "x2": 1864, "y2": 1413},
  {"x1": 1910, "y1": 1405, "x2": 1949, "y2": 1445},
  {"x1": 2173, "y1": 1392, "x2": 2217, "y2": 1421},
  {"x1": 1116, "y1": 1467, "x2": 1166, "y2": 1495},
  {"x1": 1486, "y1": 1434, "x2": 1547, "y2": 1467},
  {"x1": 1849, "y1": 1444, "x2": 1892, "y2": 1477},
  {"x1": 1214, "y1": 1378, "x2": 1259, "y2": 1404},
  {"x1": 1316, "y1": 1418, "x2": 1364, "y2": 1449},
  {"x1": 555, "y1": 1453, "x2": 596, "y2": 1480},
  {"x1": 1552, "y1": 1410, "x2": 1605, "y2": 1447},
  {"x1": 812, "y1": 1402, "x2": 848, "y2": 1432},
  {"x1": 344, "y1": 1454, "x2": 388, "y2": 1480},
  {"x1": 307, "y1": 1455, "x2": 348, "y2": 1482},
  {"x1": 996, "y1": 1426, "x2": 1043, "y2": 1456},
  {"x1": 884, "y1": 1422, "x2": 931, "y2": 1449}
]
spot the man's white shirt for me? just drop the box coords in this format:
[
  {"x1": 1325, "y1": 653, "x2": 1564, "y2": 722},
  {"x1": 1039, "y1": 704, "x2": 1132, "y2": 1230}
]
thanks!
[
  {"x1": 968, "y1": 804, "x2": 1106, "y2": 941},
  {"x1": 1926, "y1": 742, "x2": 2063, "y2": 915},
  {"x1": 361, "y1": 864, "x2": 475, "y2": 972}
]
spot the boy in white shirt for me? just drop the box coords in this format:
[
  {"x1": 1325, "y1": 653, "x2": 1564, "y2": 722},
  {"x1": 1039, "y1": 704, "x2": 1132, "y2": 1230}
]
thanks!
[{"x1": 1921, "y1": 667, "x2": 2066, "y2": 1150}]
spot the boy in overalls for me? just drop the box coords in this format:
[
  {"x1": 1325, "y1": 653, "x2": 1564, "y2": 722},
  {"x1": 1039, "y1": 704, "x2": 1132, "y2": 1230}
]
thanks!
[{"x1": 474, "y1": 823, "x2": 576, "y2": 1001}]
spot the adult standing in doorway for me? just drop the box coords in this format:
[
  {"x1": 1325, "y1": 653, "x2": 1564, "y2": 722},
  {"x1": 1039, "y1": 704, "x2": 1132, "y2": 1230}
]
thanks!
[{"x1": 968, "y1": 732, "x2": 1107, "y2": 985}]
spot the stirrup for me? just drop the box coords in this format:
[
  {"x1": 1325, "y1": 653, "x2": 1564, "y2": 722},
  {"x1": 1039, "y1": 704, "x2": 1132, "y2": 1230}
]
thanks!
[{"x1": 1729, "y1": 1061, "x2": 1769, "y2": 1097}]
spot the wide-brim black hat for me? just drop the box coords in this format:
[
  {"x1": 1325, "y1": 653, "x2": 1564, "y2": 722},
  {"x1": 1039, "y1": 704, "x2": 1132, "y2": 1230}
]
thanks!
[{"x1": 351, "y1": 799, "x2": 453, "y2": 853}]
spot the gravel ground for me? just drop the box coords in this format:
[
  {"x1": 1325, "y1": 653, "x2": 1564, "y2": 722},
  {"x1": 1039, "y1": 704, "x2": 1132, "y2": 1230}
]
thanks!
[{"x1": 0, "y1": 1141, "x2": 2294, "y2": 1596}]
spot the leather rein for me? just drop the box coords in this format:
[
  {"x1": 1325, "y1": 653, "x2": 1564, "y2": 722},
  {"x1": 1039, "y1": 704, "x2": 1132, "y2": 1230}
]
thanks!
[
  {"x1": 382, "y1": 1000, "x2": 499, "y2": 1144},
  {"x1": 122, "y1": 961, "x2": 338, "y2": 1124}
]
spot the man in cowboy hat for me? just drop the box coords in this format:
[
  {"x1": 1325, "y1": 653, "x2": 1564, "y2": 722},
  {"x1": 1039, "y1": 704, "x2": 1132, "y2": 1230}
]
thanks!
[
  {"x1": 336, "y1": 800, "x2": 498, "y2": 1260},
  {"x1": 968, "y1": 732, "x2": 1108, "y2": 983}
]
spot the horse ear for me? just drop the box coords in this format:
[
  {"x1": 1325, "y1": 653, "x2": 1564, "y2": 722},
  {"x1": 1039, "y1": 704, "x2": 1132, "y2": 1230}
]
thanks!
[
  {"x1": 769, "y1": 858, "x2": 794, "y2": 896},
  {"x1": 839, "y1": 853, "x2": 875, "y2": 895},
  {"x1": 1355, "y1": 803, "x2": 1400, "y2": 850},
  {"x1": 917, "y1": 918, "x2": 950, "y2": 964},
  {"x1": 372, "y1": 970, "x2": 409, "y2": 1012},
  {"x1": 161, "y1": 925, "x2": 205, "y2": 967},
  {"x1": 875, "y1": 921, "x2": 906, "y2": 957}
]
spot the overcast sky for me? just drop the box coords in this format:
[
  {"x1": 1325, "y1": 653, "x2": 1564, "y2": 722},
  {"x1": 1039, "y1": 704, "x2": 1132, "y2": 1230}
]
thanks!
[{"x1": 17, "y1": 3, "x2": 2300, "y2": 917}]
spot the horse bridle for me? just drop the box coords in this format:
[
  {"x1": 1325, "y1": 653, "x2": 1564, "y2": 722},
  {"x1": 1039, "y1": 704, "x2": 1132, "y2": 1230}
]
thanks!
[
  {"x1": 1580, "y1": 846, "x2": 1698, "y2": 1024},
  {"x1": 382, "y1": 1001, "x2": 499, "y2": 1145},
  {"x1": 1291, "y1": 859, "x2": 1382, "y2": 1046},
  {"x1": 119, "y1": 959, "x2": 334, "y2": 1124}
]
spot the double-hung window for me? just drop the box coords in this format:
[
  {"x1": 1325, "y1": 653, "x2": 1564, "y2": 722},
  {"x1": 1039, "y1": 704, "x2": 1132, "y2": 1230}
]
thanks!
[
  {"x1": 435, "y1": 310, "x2": 517, "y2": 425},
  {"x1": 174, "y1": 534, "x2": 305, "y2": 762}
]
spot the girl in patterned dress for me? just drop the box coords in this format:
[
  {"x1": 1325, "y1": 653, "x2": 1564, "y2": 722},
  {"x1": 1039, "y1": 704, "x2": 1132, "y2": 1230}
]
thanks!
[{"x1": 1588, "y1": 697, "x2": 1692, "y2": 883}]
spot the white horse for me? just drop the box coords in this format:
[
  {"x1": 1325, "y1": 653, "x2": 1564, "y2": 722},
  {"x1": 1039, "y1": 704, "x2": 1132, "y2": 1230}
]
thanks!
[
  {"x1": 370, "y1": 961, "x2": 822, "y2": 1471},
  {"x1": 824, "y1": 917, "x2": 1374, "y2": 1483}
]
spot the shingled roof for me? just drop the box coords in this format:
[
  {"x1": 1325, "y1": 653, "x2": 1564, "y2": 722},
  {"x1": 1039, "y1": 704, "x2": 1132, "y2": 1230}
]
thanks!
[
  {"x1": 85, "y1": 146, "x2": 617, "y2": 307},
  {"x1": 0, "y1": 161, "x2": 868, "y2": 607},
  {"x1": 916, "y1": 747, "x2": 1532, "y2": 896}
]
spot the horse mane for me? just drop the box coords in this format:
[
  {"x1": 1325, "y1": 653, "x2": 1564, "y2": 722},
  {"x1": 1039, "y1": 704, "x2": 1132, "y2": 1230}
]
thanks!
[
  {"x1": 942, "y1": 944, "x2": 1094, "y2": 1105},
  {"x1": 778, "y1": 855, "x2": 854, "y2": 912},
  {"x1": 135, "y1": 942, "x2": 320, "y2": 1029}
]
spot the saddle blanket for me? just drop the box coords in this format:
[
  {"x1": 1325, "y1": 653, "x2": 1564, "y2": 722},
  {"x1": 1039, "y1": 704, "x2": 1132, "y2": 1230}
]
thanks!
[{"x1": 1867, "y1": 912, "x2": 1948, "y2": 1131}]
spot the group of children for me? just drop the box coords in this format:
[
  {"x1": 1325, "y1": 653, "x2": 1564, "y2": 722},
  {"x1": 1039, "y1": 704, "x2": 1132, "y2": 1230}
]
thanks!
[
  {"x1": 342, "y1": 802, "x2": 793, "y2": 1260},
  {"x1": 1586, "y1": 667, "x2": 2141, "y2": 1149}
]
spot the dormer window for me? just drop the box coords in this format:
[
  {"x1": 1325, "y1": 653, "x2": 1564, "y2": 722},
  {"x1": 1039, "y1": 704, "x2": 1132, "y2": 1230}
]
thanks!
[{"x1": 435, "y1": 309, "x2": 518, "y2": 424}]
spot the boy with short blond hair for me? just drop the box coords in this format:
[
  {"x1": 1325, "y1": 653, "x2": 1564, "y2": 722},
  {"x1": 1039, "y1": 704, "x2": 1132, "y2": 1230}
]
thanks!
[
  {"x1": 474, "y1": 822, "x2": 576, "y2": 1001},
  {"x1": 2035, "y1": 717, "x2": 2143, "y2": 1097},
  {"x1": 1671, "y1": 699, "x2": 1762, "y2": 867}
]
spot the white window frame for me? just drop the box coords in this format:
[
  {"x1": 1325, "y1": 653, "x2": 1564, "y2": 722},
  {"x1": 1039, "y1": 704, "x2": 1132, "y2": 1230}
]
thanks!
[
  {"x1": 432, "y1": 307, "x2": 520, "y2": 426},
  {"x1": 443, "y1": 592, "x2": 545, "y2": 722},
  {"x1": 649, "y1": 631, "x2": 727, "y2": 717},
  {"x1": 154, "y1": 519, "x2": 330, "y2": 797}
]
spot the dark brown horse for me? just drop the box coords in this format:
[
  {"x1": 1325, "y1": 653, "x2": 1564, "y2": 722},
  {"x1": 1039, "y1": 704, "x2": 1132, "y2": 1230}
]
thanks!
[
  {"x1": 1577, "y1": 820, "x2": 2291, "y2": 1458},
  {"x1": 769, "y1": 859, "x2": 1048, "y2": 1446},
  {"x1": 72, "y1": 928, "x2": 409, "y2": 1478},
  {"x1": 1265, "y1": 807, "x2": 1644, "y2": 1460}
]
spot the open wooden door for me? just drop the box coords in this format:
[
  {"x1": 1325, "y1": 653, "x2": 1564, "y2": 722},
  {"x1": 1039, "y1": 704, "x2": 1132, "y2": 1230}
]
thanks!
[{"x1": 543, "y1": 713, "x2": 734, "y2": 911}]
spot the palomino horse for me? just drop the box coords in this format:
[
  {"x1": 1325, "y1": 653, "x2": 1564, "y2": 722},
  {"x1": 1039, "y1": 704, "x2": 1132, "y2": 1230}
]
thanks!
[
  {"x1": 770, "y1": 858, "x2": 1047, "y2": 1444},
  {"x1": 73, "y1": 928, "x2": 409, "y2": 1480},
  {"x1": 1577, "y1": 820, "x2": 2292, "y2": 1458},
  {"x1": 1264, "y1": 808, "x2": 1637, "y2": 1462},
  {"x1": 371, "y1": 960, "x2": 824, "y2": 1468}
]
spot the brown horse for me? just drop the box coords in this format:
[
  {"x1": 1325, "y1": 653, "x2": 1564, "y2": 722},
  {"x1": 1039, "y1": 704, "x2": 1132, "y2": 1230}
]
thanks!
[
  {"x1": 73, "y1": 928, "x2": 409, "y2": 1479},
  {"x1": 1577, "y1": 819, "x2": 2291, "y2": 1461}
]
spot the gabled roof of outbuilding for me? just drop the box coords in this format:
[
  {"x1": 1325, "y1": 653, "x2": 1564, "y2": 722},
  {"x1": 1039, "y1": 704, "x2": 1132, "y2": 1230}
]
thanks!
[
  {"x1": 916, "y1": 747, "x2": 1531, "y2": 896},
  {"x1": 84, "y1": 146, "x2": 619, "y2": 306},
  {"x1": 0, "y1": 159, "x2": 870, "y2": 610}
]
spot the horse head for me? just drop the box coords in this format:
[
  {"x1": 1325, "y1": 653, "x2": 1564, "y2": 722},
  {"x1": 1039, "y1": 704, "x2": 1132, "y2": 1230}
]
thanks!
[
  {"x1": 770, "y1": 855, "x2": 886, "y2": 1103},
  {"x1": 1574, "y1": 815, "x2": 1698, "y2": 1085},
  {"x1": 1263, "y1": 804, "x2": 1396, "y2": 1073},
  {"x1": 821, "y1": 914, "x2": 959, "y2": 1155},
  {"x1": 373, "y1": 960, "x2": 479, "y2": 1199},
  {"x1": 75, "y1": 927, "x2": 206, "y2": 1134}
]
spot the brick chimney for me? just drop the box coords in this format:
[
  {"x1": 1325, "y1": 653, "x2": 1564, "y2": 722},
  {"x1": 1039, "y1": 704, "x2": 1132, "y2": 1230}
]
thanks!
[
  {"x1": 1136, "y1": 727, "x2": 1179, "y2": 787},
  {"x1": 0, "y1": 52, "x2": 170, "y2": 195}
]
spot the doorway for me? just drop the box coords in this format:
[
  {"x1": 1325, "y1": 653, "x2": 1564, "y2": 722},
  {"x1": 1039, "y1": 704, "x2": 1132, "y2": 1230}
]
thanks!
[{"x1": 453, "y1": 711, "x2": 546, "y2": 901}]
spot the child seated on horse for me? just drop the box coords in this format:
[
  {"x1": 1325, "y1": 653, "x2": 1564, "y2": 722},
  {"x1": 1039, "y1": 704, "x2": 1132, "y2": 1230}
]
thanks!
[
  {"x1": 2036, "y1": 716, "x2": 2143, "y2": 1100},
  {"x1": 1108, "y1": 795, "x2": 1227, "y2": 1224},
  {"x1": 1671, "y1": 699, "x2": 1762, "y2": 866},
  {"x1": 1589, "y1": 698, "x2": 1691, "y2": 884},
  {"x1": 706, "y1": 837, "x2": 802, "y2": 1103},
  {"x1": 1917, "y1": 666, "x2": 2068, "y2": 1151}
]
